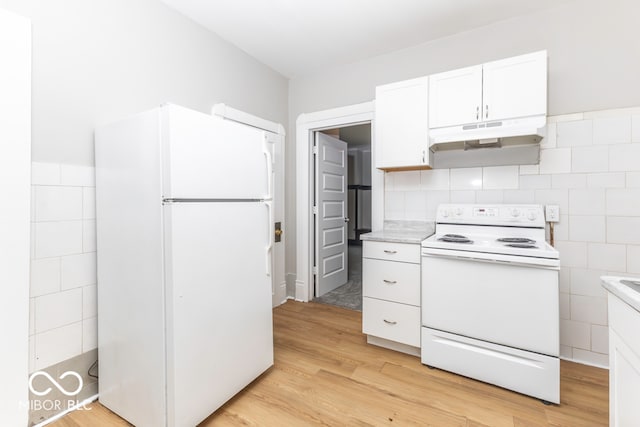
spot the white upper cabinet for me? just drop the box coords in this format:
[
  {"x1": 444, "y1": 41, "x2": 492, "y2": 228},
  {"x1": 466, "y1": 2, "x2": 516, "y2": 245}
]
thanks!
[
  {"x1": 428, "y1": 65, "x2": 482, "y2": 128},
  {"x1": 375, "y1": 76, "x2": 429, "y2": 170},
  {"x1": 429, "y1": 51, "x2": 547, "y2": 129},
  {"x1": 482, "y1": 51, "x2": 547, "y2": 121}
]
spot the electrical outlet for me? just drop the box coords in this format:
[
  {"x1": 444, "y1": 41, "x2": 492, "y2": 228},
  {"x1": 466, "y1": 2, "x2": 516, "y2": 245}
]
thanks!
[{"x1": 545, "y1": 205, "x2": 560, "y2": 223}]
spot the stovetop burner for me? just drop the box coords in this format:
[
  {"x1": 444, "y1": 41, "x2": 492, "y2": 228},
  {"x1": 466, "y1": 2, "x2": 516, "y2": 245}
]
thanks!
[
  {"x1": 505, "y1": 243, "x2": 539, "y2": 249},
  {"x1": 438, "y1": 233, "x2": 473, "y2": 244},
  {"x1": 497, "y1": 237, "x2": 537, "y2": 244}
]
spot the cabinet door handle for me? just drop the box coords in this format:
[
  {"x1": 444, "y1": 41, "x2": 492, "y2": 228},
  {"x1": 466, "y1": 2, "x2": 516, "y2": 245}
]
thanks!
[
  {"x1": 383, "y1": 250, "x2": 397, "y2": 254},
  {"x1": 422, "y1": 150, "x2": 425, "y2": 164},
  {"x1": 383, "y1": 319, "x2": 397, "y2": 325},
  {"x1": 476, "y1": 106, "x2": 479, "y2": 120},
  {"x1": 485, "y1": 104, "x2": 489, "y2": 119},
  {"x1": 383, "y1": 279, "x2": 397, "y2": 284}
]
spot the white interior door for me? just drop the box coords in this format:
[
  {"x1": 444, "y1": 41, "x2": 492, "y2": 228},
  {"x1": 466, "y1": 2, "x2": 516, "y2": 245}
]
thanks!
[{"x1": 315, "y1": 133, "x2": 348, "y2": 297}]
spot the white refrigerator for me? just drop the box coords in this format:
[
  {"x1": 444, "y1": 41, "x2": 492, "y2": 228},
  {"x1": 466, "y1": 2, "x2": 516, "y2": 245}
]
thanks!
[{"x1": 95, "y1": 104, "x2": 274, "y2": 427}]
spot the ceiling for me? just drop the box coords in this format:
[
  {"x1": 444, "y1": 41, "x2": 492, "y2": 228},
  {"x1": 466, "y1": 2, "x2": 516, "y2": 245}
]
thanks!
[{"x1": 160, "y1": 0, "x2": 570, "y2": 78}]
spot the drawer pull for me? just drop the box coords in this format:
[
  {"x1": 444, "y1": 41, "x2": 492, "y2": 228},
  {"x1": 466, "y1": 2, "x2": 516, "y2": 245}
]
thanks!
[
  {"x1": 383, "y1": 319, "x2": 397, "y2": 325},
  {"x1": 383, "y1": 250, "x2": 397, "y2": 254},
  {"x1": 383, "y1": 279, "x2": 397, "y2": 284}
]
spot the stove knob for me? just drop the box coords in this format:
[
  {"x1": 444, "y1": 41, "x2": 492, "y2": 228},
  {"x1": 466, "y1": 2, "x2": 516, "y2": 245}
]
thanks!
[
  {"x1": 511, "y1": 208, "x2": 521, "y2": 217},
  {"x1": 527, "y1": 211, "x2": 537, "y2": 221},
  {"x1": 455, "y1": 208, "x2": 463, "y2": 216},
  {"x1": 441, "y1": 209, "x2": 450, "y2": 218}
]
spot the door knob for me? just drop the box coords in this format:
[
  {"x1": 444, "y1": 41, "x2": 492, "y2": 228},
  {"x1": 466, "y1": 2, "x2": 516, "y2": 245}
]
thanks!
[{"x1": 344, "y1": 217, "x2": 350, "y2": 223}]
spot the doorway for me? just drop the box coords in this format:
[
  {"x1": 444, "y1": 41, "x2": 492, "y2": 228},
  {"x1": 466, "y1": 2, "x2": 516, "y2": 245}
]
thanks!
[
  {"x1": 312, "y1": 125, "x2": 371, "y2": 311},
  {"x1": 295, "y1": 102, "x2": 382, "y2": 304}
]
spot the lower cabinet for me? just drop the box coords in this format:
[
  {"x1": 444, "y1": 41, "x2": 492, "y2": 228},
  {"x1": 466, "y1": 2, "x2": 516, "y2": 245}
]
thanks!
[
  {"x1": 608, "y1": 293, "x2": 640, "y2": 426},
  {"x1": 362, "y1": 241, "x2": 421, "y2": 355}
]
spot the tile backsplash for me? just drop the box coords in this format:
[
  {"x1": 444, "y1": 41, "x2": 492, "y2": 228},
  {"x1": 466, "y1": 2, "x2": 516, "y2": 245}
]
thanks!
[
  {"x1": 385, "y1": 106, "x2": 640, "y2": 368},
  {"x1": 29, "y1": 162, "x2": 97, "y2": 373}
]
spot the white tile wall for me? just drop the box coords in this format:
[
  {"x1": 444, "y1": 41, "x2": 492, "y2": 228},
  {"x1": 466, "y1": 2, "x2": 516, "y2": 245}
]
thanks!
[
  {"x1": 571, "y1": 147, "x2": 608, "y2": 173},
  {"x1": 552, "y1": 174, "x2": 587, "y2": 189},
  {"x1": 384, "y1": 106, "x2": 640, "y2": 368},
  {"x1": 421, "y1": 169, "x2": 450, "y2": 190},
  {"x1": 539, "y1": 148, "x2": 571, "y2": 174},
  {"x1": 593, "y1": 116, "x2": 631, "y2": 145},
  {"x1": 482, "y1": 166, "x2": 519, "y2": 190},
  {"x1": 586, "y1": 172, "x2": 625, "y2": 189},
  {"x1": 627, "y1": 172, "x2": 640, "y2": 187},
  {"x1": 609, "y1": 144, "x2": 640, "y2": 171},
  {"x1": 569, "y1": 189, "x2": 605, "y2": 215},
  {"x1": 588, "y1": 243, "x2": 626, "y2": 271},
  {"x1": 450, "y1": 168, "x2": 482, "y2": 190},
  {"x1": 557, "y1": 120, "x2": 593, "y2": 147},
  {"x1": 569, "y1": 216, "x2": 605, "y2": 243},
  {"x1": 628, "y1": 246, "x2": 640, "y2": 275},
  {"x1": 519, "y1": 174, "x2": 551, "y2": 190},
  {"x1": 633, "y1": 115, "x2": 640, "y2": 142},
  {"x1": 606, "y1": 188, "x2": 640, "y2": 215},
  {"x1": 30, "y1": 162, "x2": 97, "y2": 372},
  {"x1": 607, "y1": 217, "x2": 640, "y2": 244},
  {"x1": 34, "y1": 322, "x2": 83, "y2": 371}
]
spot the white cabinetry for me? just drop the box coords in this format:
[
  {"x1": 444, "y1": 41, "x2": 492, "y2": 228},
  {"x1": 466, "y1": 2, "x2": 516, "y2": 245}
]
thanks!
[
  {"x1": 429, "y1": 51, "x2": 547, "y2": 129},
  {"x1": 362, "y1": 241, "x2": 421, "y2": 355},
  {"x1": 608, "y1": 293, "x2": 640, "y2": 427},
  {"x1": 428, "y1": 65, "x2": 482, "y2": 129},
  {"x1": 375, "y1": 77, "x2": 429, "y2": 170}
]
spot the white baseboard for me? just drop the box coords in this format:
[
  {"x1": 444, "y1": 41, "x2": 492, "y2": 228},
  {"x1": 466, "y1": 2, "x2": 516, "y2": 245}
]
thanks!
[
  {"x1": 367, "y1": 335, "x2": 420, "y2": 357},
  {"x1": 33, "y1": 394, "x2": 99, "y2": 427},
  {"x1": 295, "y1": 279, "x2": 308, "y2": 302}
]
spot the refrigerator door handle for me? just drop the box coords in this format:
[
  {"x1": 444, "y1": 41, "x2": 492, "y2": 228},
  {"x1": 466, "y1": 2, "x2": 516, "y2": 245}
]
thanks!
[
  {"x1": 263, "y1": 136, "x2": 274, "y2": 200},
  {"x1": 264, "y1": 200, "x2": 274, "y2": 277}
]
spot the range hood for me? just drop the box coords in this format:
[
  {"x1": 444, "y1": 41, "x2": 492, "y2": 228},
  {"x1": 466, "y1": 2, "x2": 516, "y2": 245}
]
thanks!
[{"x1": 429, "y1": 115, "x2": 546, "y2": 169}]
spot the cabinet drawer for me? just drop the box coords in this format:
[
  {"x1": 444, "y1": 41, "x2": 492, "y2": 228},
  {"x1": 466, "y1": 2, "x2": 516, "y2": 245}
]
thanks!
[
  {"x1": 363, "y1": 297, "x2": 420, "y2": 347},
  {"x1": 609, "y1": 294, "x2": 640, "y2": 359},
  {"x1": 363, "y1": 241, "x2": 420, "y2": 263},
  {"x1": 363, "y1": 258, "x2": 420, "y2": 305}
]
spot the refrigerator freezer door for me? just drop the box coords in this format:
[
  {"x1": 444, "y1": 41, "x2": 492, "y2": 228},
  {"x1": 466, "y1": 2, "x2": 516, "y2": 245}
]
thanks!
[
  {"x1": 163, "y1": 104, "x2": 272, "y2": 200},
  {"x1": 164, "y1": 201, "x2": 274, "y2": 426}
]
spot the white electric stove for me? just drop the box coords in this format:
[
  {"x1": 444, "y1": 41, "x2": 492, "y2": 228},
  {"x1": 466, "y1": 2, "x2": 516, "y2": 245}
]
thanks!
[{"x1": 421, "y1": 204, "x2": 560, "y2": 404}]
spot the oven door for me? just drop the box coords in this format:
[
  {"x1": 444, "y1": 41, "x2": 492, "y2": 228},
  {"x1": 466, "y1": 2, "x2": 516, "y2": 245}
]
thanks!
[{"x1": 421, "y1": 248, "x2": 559, "y2": 356}]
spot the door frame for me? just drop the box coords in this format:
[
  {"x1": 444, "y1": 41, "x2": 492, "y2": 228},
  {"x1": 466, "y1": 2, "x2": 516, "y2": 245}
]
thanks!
[
  {"x1": 295, "y1": 102, "x2": 383, "y2": 302},
  {"x1": 212, "y1": 104, "x2": 287, "y2": 307}
]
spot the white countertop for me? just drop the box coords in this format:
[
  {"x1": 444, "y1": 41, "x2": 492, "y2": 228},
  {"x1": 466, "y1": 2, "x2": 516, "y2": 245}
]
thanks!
[
  {"x1": 360, "y1": 220, "x2": 435, "y2": 244},
  {"x1": 602, "y1": 276, "x2": 640, "y2": 313}
]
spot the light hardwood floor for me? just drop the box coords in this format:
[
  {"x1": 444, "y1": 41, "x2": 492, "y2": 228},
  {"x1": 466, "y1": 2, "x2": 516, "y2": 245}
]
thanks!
[{"x1": 51, "y1": 301, "x2": 609, "y2": 426}]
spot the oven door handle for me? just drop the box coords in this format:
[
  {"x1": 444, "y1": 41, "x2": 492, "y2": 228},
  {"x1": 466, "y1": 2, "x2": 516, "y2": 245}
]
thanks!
[{"x1": 421, "y1": 247, "x2": 560, "y2": 270}]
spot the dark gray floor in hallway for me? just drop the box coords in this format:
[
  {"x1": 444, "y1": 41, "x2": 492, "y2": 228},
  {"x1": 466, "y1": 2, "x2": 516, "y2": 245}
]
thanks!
[{"x1": 313, "y1": 244, "x2": 362, "y2": 311}]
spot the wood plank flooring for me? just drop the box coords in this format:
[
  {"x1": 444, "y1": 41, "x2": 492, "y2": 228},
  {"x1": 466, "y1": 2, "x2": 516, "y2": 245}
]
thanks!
[{"x1": 51, "y1": 301, "x2": 609, "y2": 426}]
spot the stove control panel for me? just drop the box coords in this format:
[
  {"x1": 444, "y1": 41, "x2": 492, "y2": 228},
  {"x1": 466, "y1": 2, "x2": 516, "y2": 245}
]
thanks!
[
  {"x1": 436, "y1": 204, "x2": 546, "y2": 228},
  {"x1": 473, "y1": 207, "x2": 498, "y2": 217}
]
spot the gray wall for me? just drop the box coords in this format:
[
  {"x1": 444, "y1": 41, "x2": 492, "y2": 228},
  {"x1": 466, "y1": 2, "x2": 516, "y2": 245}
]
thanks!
[
  {"x1": 286, "y1": 0, "x2": 640, "y2": 286},
  {"x1": 0, "y1": 0, "x2": 288, "y2": 166}
]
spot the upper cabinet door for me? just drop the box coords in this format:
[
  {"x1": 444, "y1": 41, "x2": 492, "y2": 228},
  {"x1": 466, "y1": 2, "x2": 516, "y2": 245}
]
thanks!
[
  {"x1": 375, "y1": 76, "x2": 429, "y2": 169},
  {"x1": 482, "y1": 51, "x2": 547, "y2": 121},
  {"x1": 428, "y1": 65, "x2": 483, "y2": 128}
]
